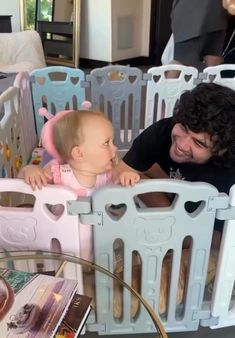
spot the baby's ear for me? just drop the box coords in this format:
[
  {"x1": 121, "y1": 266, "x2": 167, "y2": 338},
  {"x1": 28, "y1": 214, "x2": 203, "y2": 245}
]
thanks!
[{"x1": 71, "y1": 145, "x2": 83, "y2": 161}]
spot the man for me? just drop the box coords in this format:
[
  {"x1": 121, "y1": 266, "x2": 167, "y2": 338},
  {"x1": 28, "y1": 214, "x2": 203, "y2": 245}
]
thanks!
[
  {"x1": 115, "y1": 82, "x2": 235, "y2": 219},
  {"x1": 171, "y1": 0, "x2": 228, "y2": 69}
]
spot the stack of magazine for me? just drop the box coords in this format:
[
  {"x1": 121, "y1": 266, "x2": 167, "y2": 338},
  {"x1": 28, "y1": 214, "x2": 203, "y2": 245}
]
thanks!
[{"x1": 0, "y1": 268, "x2": 92, "y2": 338}]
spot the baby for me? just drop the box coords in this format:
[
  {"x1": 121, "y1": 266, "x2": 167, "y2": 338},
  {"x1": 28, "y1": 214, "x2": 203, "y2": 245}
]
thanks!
[{"x1": 19, "y1": 109, "x2": 140, "y2": 260}]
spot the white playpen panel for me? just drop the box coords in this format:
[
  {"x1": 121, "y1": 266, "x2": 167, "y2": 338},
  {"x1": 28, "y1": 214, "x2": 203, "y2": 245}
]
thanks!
[
  {"x1": 81, "y1": 179, "x2": 220, "y2": 333},
  {"x1": 203, "y1": 64, "x2": 235, "y2": 90},
  {"x1": 0, "y1": 86, "x2": 27, "y2": 179},
  {"x1": 14, "y1": 72, "x2": 37, "y2": 161},
  {"x1": 0, "y1": 178, "x2": 83, "y2": 286},
  {"x1": 210, "y1": 184, "x2": 235, "y2": 329},
  {"x1": 145, "y1": 65, "x2": 198, "y2": 127}
]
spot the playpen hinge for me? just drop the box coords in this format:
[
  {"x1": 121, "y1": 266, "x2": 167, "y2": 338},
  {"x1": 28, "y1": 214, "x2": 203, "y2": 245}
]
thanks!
[
  {"x1": 81, "y1": 80, "x2": 90, "y2": 88},
  {"x1": 207, "y1": 193, "x2": 229, "y2": 212},
  {"x1": 30, "y1": 75, "x2": 36, "y2": 83},
  {"x1": 67, "y1": 197, "x2": 91, "y2": 215},
  {"x1": 80, "y1": 212, "x2": 103, "y2": 226},
  {"x1": 143, "y1": 73, "x2": 152, "y2": 81},
  {"x1": 193, "y1": 72, "x2": 208, "y2": 85},
  {"x1": 196, "y1": 310, "x2": 219, "y2": 327},
  {"x1": 138, "y1": 79, "x2": 147, "y2": 86},
  {"x1": 192, "y1": 305, "x2": 219, "y2": 326},
  {"x1": 216, "y1": 204, "x2": 235, "y2": 221},
  {"x1": 86, "y1": 322, "x2": 106, "y2": 333},
  {"x1": 67, "y1": 198, "x2": 103, "y2": 225}
]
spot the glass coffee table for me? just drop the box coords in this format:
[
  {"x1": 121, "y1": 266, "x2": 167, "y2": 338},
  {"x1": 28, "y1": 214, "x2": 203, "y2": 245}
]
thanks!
[{"x1": 0, "y1": 250, "x2": 168, "y2": 338}]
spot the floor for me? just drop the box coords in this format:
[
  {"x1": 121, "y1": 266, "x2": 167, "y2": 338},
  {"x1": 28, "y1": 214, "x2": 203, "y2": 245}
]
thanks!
[{"x1": 85, "y1": 325, "x2": 235, "y2": 337}]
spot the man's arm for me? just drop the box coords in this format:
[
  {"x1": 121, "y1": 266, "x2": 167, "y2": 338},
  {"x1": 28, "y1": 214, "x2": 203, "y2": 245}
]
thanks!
[
  {"x1": 140, "y1": 163, "x2": 171, "y2": 207},
  {"x1": 113, "y1": 161, "x2": 171, "y2": 207},
  {"x1": 142, "y1": 163, "x2": 169, "y2": 179}
]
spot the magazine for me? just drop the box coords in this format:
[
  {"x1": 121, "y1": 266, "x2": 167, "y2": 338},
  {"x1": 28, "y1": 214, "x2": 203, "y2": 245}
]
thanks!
[
  {"x1": 54, "y1": 293, "x2": 92, "y2": 338},
  {"x1": 0, "y1": 269, "x2": 78, "y2": 338}
]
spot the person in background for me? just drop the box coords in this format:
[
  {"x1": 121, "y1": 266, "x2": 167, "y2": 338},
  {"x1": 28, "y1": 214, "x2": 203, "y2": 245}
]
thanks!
[{"x1": 170, "y1": 0, "x2": 228, "y2": 70}]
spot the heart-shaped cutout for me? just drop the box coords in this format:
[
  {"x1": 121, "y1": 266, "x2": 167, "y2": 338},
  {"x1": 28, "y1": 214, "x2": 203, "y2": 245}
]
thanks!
[
  {"x1": 184, "y1": 74, "x2": 193, "y2": 82},
  {"x1": 96, "y1": 75, "x2": 105, "y2": 85},
  {"x1": 153, "y1": 74, "x2": 161, "y2": 83},
  {"x1": 70, "y1": 76, "x2": 79, "y2": 85},
  {"x1": 105, "y1": 203, "x2": 127, "y2": 220},
  {"x1": 184, "y1": 200, "x2": 205, "y2": 217},
  {"x1": 128, "y1": 75, "x2": 137, "y2": 84},
  {"x1": 44, "y1": 203, "x2": 65, "y2": 221}
]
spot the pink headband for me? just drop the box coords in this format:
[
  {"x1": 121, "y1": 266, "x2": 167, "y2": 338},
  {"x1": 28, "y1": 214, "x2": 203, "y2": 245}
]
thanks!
[{"x1": 39, "y1": 101, "x2": 92, "y2": 163}]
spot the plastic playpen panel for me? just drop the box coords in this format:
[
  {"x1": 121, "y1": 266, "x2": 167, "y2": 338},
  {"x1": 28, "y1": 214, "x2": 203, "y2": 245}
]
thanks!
[
  {"x1": 30, "y1": 66, "x2": 86, "y2": 137},
  {"x1": 203, "y1": 64, "x2": 235, "y2": 90},
  {"x1": 0, "y1": 86, "x2": 27, "y2": 179},
  {"x1": 14, "y1": 72, "x2": 37, "y2": 162},
  {"x1": 0, "y1": 178, "x2": 83, "y2": 285},
  {"x1": 145, "y1": 65, "x2": 198, "y2": 127},
  {"x1": 1, "y1": 178, "x2": 235, "y2": 334},
  {"x1": 87, "y1": 65, "x2": 146, "y2": 150},
  {"x1": 1, "y1": 64, "x2": 235, "y2": 335},
  {"x1": 81, "y1": 179, "x2": 219, "y2": 333}
]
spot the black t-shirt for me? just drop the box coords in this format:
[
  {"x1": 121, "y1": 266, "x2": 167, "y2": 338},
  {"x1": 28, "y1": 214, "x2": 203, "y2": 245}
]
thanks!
[{"x1": 123, "y1": 117, "x2": 235, "y2": 195}]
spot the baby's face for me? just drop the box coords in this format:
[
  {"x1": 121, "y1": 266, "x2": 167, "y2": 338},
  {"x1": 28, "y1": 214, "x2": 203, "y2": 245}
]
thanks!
[{"x1": 79, "y1": 116, "x2": 117, "y2": 174}]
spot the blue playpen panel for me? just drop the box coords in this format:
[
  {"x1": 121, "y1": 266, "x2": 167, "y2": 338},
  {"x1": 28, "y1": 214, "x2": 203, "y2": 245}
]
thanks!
[{"x1": 30, "y1": 66, "x2": 86, "y2": 137}]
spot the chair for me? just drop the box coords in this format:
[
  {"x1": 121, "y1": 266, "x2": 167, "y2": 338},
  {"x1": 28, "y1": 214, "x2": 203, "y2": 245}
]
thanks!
[{"x1": 0, "y1": 30, "x2": 46, "y2": 73}]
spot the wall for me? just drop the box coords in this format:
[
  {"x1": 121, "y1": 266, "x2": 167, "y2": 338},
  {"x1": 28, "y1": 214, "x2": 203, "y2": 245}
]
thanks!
[
  {"x1": 1, "y1": 0, "x2": 151, "y2": 63},
  {"x1": 111, "y1": 0, "x2": 151, "y2": 61},
  {"x1": 80, "y1": 0, "x2": 112, "y2": 61},
  {"x1": 80, "y1": 0, "x2": 151, "y2": 62},
  {"x1": 0, "y1": 0, "x2": 21, "y2": 32}
]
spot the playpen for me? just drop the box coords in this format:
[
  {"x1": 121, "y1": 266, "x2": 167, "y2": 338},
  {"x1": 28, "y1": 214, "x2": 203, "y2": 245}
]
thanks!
[{"x1": 1, "y1": 64, "x2": 235, "y2": 335}]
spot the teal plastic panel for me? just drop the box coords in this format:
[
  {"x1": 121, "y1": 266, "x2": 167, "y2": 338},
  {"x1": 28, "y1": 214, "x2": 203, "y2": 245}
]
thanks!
[
  {"x1": 85, "y1": 179, "x2": 219, "y2": 334},
  {"x1": 30, "y1": 66, "x2": 86, "y2": 137}
]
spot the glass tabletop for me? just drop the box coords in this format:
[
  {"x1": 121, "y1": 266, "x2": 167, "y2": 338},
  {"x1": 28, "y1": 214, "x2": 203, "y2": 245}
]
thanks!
[{"x1": 0, "y1": 250, "x2": 168, "y2": 338}]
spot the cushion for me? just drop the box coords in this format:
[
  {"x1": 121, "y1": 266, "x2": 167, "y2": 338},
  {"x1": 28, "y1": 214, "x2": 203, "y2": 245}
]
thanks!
[{"x1": 0, "y1": 30, "x2": 46, "y2": 73}]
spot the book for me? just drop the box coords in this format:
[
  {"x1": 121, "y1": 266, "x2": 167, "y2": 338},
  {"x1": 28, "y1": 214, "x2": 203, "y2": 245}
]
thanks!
[
  {"x1": 54, "y1": 293, "x2": 92, "y2": 338},
  {"x1": 0, "y1": 268, "x2": 78, "y2": 338}
]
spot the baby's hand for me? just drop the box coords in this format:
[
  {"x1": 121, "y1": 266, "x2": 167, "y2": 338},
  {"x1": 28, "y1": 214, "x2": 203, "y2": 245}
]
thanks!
[
  {"x1": 118, "y1": 171, "x2": 140, "y2": 187},
  {"x1": 19, "y1": 165, "x2": 52, "y2": 190}
]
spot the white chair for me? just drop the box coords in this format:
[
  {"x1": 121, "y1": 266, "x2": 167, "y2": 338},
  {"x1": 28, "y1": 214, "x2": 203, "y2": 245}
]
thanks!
[{"x1": 0, "y1": 30, "x2": 46, "y2": 73}]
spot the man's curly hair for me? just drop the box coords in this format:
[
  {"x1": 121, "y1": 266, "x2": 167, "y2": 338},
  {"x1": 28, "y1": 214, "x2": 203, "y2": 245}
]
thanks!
[{"x1": 172, "y1": 82, "x2": 235, "y2": 167}]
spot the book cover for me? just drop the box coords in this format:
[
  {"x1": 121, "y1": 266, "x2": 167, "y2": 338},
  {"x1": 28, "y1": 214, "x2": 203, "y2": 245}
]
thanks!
[
  {"x1": 0, "y1": 269, "x2": 78, "y2": 338},
  {"x1": 54, "y1": 293, "x2": 92, "y2": 338}
]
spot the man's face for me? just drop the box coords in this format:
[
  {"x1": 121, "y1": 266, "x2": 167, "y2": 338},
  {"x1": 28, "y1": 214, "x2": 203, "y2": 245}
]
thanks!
[{"x1": 170, "y1": 123, "x2": 214, "y2": 164}]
